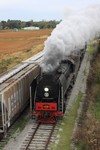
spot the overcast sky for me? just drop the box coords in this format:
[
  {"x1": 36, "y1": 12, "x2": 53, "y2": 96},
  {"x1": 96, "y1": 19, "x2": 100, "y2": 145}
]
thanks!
[{"x1": 0, "y1": 0, "x2": 100, "y2": 21}]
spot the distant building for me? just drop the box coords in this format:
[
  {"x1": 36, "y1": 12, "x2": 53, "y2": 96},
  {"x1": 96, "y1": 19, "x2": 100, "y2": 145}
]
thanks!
[
  {"x1": 22, "y1": 26, "x2": 39, "y2": 30},
  {"x1": 13, "y1": 28, "x2": 18, "y2": 31}
]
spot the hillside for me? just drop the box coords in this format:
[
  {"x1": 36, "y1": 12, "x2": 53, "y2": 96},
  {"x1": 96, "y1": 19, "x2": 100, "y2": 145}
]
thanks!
[{"x1": 75, "y1": 41, "x2": 100, "y2": 150}]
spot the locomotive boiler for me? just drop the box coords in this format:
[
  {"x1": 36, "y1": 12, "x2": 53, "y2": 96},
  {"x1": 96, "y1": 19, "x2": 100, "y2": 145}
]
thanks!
[{"x1": 30, "y1": 48, "x2": 85, "y2": 123}]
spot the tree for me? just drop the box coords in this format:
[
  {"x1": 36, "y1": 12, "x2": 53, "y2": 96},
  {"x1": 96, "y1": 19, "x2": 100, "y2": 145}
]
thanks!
[{"x1": 1, "y1": 21, "x2": 6, "y2": 29}]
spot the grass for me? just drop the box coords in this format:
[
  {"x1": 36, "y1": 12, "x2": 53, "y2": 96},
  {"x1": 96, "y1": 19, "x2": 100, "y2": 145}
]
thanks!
[
  {"x1": 14, "y1": 115, "x2": 29, "y2": 132},
  {"x1": 86, "y1": 40, "x2": 100, "y2": 121},
  {"x1": 0, "y1": 29, "x2": 52, "y2": 75},
  {"x1": 0, "y1": 111, "x2": 29, "y2": 150},
  {"x1": 94, "y1": 101, "x2": 100, "y2": 120},
  {"x1": 90, "y1": 53, "x2": 100, "y2": 120},
  {"x1": 86, "y1": 40, "x2": 100, "y2": 55},
  {"x1": 0, "y1": 58, "x2": 13, "y2": 73},
  {"x1": 87, "y1": 42, "x2": 95, "y2": 55},
  {"x1": 51, "y1": 91, "x2": 83, "y2": 150},
  {"x1": 0, "y1": 43, "x2": 43, "y2": 74},
  {"x1": 92, "y1": 84, "x2": 100, "y2": 120},
  {"x1": 0, "y1": 57, "x2": 22, "y2": 74},
  {"x1": 75, "y1": 42, "x2": 100, "y2": 150},
  {"x1": 95, "y1": 67, "x2": 100, "y2": 84}
]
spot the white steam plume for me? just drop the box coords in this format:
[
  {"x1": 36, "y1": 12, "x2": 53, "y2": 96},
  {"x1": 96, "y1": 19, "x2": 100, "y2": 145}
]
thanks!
[{"x1": 41, "y1": 5, "x2": 100, "y2": 72}]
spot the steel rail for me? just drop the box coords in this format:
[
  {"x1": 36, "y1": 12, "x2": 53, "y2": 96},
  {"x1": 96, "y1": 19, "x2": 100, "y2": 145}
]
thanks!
[
  {"x1": 44, "y1": 123, "x2": 56, "y2": 150},
  {"x1": 25, "y1": 123, "x2": 41, "y2": 150}
]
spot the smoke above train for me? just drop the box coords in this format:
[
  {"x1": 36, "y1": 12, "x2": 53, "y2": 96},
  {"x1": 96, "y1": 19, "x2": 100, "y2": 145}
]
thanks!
[{"x1": 41, "y1": 5, "x2": 100, "y2": 72}]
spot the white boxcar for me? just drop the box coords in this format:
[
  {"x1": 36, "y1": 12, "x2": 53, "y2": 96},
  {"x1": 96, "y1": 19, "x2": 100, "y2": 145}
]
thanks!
[{"x1": 0, "y1": 64, "x2": 40, "y2": 133}]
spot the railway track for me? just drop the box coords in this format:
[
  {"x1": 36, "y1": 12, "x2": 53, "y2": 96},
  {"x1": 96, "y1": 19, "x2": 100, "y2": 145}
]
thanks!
[
  {"x1": 2, "y1": 52, "x2": 89, "y2": 150},
  {"x1": 0, "y1": 106, "x2": 30, "y2": 149},
  {"x1": 20, "y1": 123, "x2": 58, "y2": 150}
]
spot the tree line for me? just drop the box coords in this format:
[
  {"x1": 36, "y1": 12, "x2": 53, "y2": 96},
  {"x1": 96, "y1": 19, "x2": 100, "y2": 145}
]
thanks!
[{"x1": 0, "y1": 20, "x2": 60, "y2": 30}]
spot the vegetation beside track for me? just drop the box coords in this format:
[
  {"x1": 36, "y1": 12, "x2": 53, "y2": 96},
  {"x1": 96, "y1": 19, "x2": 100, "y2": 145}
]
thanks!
[
  {"x1": 75, "y1": 40, "x2": 100, "y2": 150},
  {"x1": 0, "y1": 107, "x2": 30, "y2": 150},
  {"x1": 51, "y1": 91, "x2": 83, "y2": 150}
]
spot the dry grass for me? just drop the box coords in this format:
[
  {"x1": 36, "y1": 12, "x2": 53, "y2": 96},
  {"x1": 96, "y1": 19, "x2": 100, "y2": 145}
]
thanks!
[
  {"x1": 0, "y1": 29, "x2": 52, "y2": 73},
  {"x1": 76, "y1": 46, "x2": 100, "y2": 150}
]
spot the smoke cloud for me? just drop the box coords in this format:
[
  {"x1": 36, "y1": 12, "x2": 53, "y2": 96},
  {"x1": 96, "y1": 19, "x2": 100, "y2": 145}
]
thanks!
[{"x1": 41, "y1": 5, "x2": 100, "y2": 72}]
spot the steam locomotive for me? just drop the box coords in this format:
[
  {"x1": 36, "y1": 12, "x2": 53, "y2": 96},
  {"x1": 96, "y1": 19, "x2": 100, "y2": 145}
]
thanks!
[{"x1": 30, "y1": 48, "x2": 86, "y2": 123}]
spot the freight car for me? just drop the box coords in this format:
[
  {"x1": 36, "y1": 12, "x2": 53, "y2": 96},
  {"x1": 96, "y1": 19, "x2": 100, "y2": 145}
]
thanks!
[
  {"x1": 0, "y1": 52, "x2": 43, "y2": 134},
  {"x1": 30, "y1": 48, "x2": 86, "y2": 123}
]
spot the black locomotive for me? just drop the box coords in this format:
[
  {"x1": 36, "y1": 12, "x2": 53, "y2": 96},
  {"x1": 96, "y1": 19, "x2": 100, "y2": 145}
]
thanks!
[{"x1": 30, "y1": 48, "x2": 86, "y2": 123}]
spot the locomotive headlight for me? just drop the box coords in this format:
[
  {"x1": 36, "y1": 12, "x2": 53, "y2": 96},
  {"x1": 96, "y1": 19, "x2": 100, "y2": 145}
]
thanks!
[
  {"x1": 44, "y1": 93, "x2": 49, "y2": 97},
  {"x1": 44, "y1": 87, "x2": 49, "y2": 92}
]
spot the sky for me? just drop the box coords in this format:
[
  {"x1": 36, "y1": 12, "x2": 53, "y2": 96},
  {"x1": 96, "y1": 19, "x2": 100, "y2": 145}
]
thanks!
[{"x1": 0, "y1": 0, "x2": 100, "y2": 21}]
